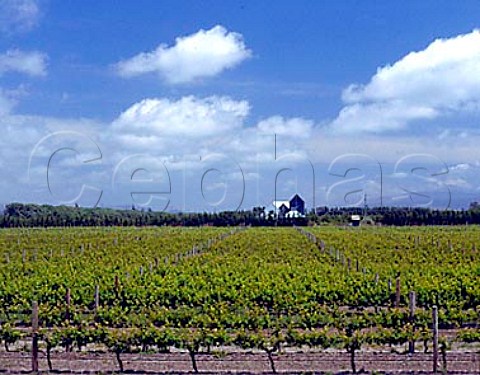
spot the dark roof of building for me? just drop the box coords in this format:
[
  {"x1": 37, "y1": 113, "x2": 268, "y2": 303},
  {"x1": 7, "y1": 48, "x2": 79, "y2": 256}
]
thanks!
[{"x1": 290, "y1": 194, "x2": 304, "y2": 202}]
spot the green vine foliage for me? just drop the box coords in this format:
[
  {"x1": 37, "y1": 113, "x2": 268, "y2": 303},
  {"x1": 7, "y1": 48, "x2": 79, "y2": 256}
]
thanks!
[{"x1": 0, "y1": 226, "x2": 478, "y2": 373}]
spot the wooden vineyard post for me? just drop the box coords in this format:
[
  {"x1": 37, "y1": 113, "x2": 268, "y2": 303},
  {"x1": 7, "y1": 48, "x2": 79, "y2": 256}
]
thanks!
[
  {"x1": 94, "y1": 285, "x2": 100, "y2": 312},
  {"x1": 65, "y1": 288, "x2": 71, "y2": 352},
  {"x1": 433, "y1": 305, "x2": 439, "y2": 373},
  {"x1": 409, "y1": 291, "x2": 416, "y2": 354},
  {"x1": 65, "y1": 288, "x2": 71, "y2": 321},
  {"x1": 32, "y1": 301, "x2": 39, "y2": 373},
  {"x1": 395, "y1": 277, "x2": 401, "y2": 307},
  {"x1": 114, "y1": 275, "x2": 120, "y2": 300}
]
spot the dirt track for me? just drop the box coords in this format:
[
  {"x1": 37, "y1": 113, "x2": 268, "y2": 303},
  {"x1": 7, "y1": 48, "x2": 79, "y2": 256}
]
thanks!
[{"x1": 0, "y1": 350, "x2": 478, "y2": 374}]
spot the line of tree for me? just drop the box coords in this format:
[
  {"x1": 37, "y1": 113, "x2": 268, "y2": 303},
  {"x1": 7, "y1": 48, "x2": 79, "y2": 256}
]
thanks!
[
  {"x1": 1, "y1": 202, "x2": 480, "y2": 228},
  {"x1": 311, "y1": 205, "x2": 480, "y2": 226},
  {"x1": 0, "y1": 203, "x2": 306, "y2": 228}
]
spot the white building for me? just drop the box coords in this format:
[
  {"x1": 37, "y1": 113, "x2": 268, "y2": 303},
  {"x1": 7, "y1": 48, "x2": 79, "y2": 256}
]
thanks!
[{"x1": 272, "y1": 200, "x2": 290, "y2": 215}]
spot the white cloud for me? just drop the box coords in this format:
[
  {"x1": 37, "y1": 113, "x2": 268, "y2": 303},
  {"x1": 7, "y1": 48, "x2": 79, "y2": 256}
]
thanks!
[
  {"x1": 113, "y1": 96, "x2": 250, "y2": 145},
  {"x1": 450, "y1": 163, "x2": 471, "y2": 171},
  {"x1": 0, "y1": 49, "x2": 48, "y2": 76},
  {"x1": 115, "y1": 25, "x2": 251, "y2": 84},
  {"x1": 332, "y1": 30, "x2": 480, "y2": 133},
  {"x1": 3, "y1": 92, "x2": 480, "y2": 209},
  {"x1": 0, "y1": 89, "x2": 14, "y2": 115},
  {"x1": 108, "y1": 95, "x2": 322, "y2": 175},
  {"x1": 444, "y1": 177, "x2": 472, "y2": 189},
  {"x1": 110, "y1": 96, "x2": 251, "y2": 165},
  {"x1": 257, "y1": 116, "x2": 314, "y2": 138},
  {"x1": 330, "y1": 101, "x2": 437, "y2": 133},
  {"x1": 108, "y1": 93, "x2": 480, "y2": 172},
  {"x1": 0, "y1": 114, "x2": 105, "y2": 204},
  {"x1": 0, "y1": 0, "x2": 40, "y2": 34}
]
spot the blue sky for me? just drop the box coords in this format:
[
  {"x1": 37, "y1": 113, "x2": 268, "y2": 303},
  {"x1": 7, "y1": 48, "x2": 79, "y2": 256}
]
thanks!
[{"x1": 2, "y1": 0, "x2": 480, "y2": 211}]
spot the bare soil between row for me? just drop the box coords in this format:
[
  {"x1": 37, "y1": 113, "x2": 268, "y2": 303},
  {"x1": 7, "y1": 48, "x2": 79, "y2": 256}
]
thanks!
[{"x1": 0, "y1": 351, "x2": 478, "y2": 374}]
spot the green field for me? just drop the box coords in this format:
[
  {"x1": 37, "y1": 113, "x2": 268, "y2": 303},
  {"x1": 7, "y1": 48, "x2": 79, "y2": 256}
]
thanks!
[{"x1": 0, "y1": 226, "x2": 478, "y2": 372}]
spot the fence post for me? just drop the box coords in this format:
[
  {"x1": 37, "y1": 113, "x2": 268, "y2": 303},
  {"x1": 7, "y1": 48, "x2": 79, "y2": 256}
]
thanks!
[
  {"x1": 65, "y1": 288, "x2": 71, "y2": 321},
  {"x1": 433, "y1": 305, "x2": 439, "y2": 373},
  {"x1": 65, "y1": 288, "x2": 71, "y2": 352},
  {"x1": 94, "y1": 285, "x2": 100, "y2": 312},
  {"x1": 409, "y1": 291, "x2": 416, "y2": 354},
  {"x1": 32, "y1": 301, "x2": 39, "y2": 372},
  {"x1": 395, "y1": 277, "x2": 401, "y2": 307}
]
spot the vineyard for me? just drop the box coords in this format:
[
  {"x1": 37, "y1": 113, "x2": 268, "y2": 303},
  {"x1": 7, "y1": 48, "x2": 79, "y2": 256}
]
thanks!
[{"x1": 0, "y1": 226, "x2": 478, "y2": 374}]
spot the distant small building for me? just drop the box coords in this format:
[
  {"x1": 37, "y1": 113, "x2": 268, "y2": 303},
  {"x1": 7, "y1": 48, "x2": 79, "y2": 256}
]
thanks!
[
  {"x1": 272, "y1": 194, "x2": 306, "y2": 217},
  {"x1": 273, "y1": 200, "x2": 291, "y2": 215},
  {"x1": 350, "y1": 215, "x2": 361, "y2": 226},
  {"x1": 350, "y1": 214, "x2": 375, "y2": 226},
  {"x1": 289, "y1": 194, "x2": 305, "y2": 215}
]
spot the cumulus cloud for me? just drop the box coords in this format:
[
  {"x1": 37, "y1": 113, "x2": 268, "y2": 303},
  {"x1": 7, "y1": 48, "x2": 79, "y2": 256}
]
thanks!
[
  {"x1": 0, "y1": 90, "x2": 14, "y2": 115},
  {"x1": 331, "y1": 101, "x2": 438, "y2": 133},
  {"x1": 108, "y1": 93, "x2": 480, "y2": 169},
  {"x1": 115, "y1": 25, "x2": 251, "y2": 84},
  {"x1": 111, "y1": 95, "x2": 250, "y2": 151},
  {"x1": 332, "y1": 29, "x2": 480, "y2": 133},
  {"x1": 0, "y1": 49, "x2": 48, "y2": 76},
  {"x1": 257, "y1": 116, "x2": 314, "y2": 138},
  {"x1": 0, "y1": 113, "x2": 104, "y2": 202},
  {"x1": 109, "y1": 94, "x2": 324, "y2": 170},
  {"x1": 449, "y1": 163, "x2": 471, "y2": 171},
  {"x1": 3, "y1": 90, "x2": 480, "y2": 209},
  {"x1": 0, "y1": 0, "x2": 40, "y2": 34}
]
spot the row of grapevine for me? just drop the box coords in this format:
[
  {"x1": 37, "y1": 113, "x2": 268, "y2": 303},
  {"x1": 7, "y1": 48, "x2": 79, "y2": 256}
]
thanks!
[{"x1": 0, "y1": 226, "x2": 478, "y2": 373}]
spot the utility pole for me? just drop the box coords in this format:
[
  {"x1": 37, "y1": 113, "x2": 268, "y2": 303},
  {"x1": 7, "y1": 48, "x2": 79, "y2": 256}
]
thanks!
[{"x1": 363, "y1": 193, "x2": 368, "y2": 218}]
